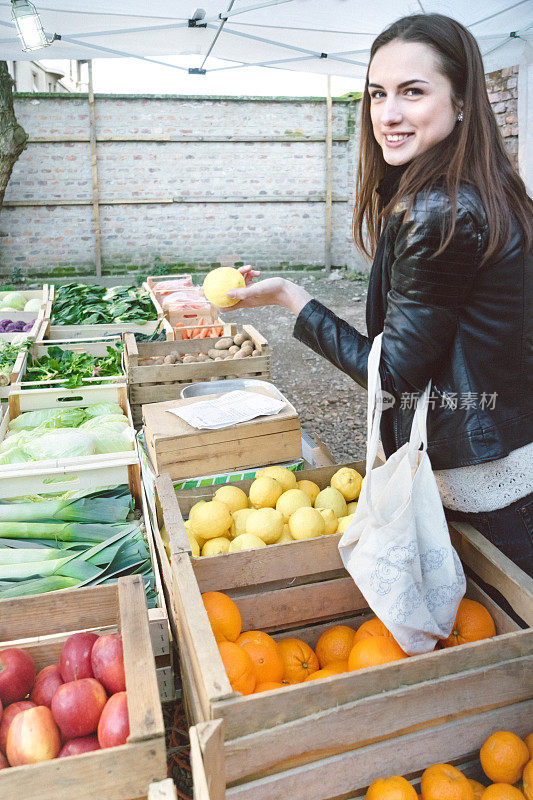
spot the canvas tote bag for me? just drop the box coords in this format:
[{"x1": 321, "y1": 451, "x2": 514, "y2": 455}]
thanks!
[{"x1": 338, "y1": 333, "x2": 466, "y2": 654}]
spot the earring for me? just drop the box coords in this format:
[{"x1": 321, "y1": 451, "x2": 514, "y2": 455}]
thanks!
[{"x1": 457, "y1": 111, "x2": 463, "y2": 122}]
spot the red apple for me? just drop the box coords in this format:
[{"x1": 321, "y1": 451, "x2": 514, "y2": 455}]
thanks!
[
  {"x1": 91, "y1": 634, "x2": 125, "y2": 695},
  {"x1": 31, "y1": 665, "x2": 64, "y2": 708},
  {"x1": 51, "y1": 678, "x2": 106, "y2": 739},
  {"x1": 97, "y1": 692, "x2": 129, "y2": 748},
  {"x1": 0, "y1": 700, "x2": 36, "y2": 753},
  {"x1": 6, "y1": 706, "x2": 61, "y2": 766},
  {"x1": 59, "y1": 734, "x2": 100, "y2": 757},
  {"x1": 0, "y1": 751, "x2": 7, "y2": 769},
  {"x1": 59, "y1": 632, "x2": 99, "y2": 682},
  {"x1": 0, "y1": 648, "x2": 36, "y2": 705}
]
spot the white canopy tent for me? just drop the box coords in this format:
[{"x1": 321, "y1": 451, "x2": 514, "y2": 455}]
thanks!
[{"x1": 1, "y1": 0, "x2": 532, "y2": 187}]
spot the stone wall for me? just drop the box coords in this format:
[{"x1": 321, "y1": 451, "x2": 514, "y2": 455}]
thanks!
[
  {"x1": 0, "y1": 95, "x2": 362, "y2": 279},
  {"x1": 486, "y1": 66, "x2": 519, "y2": 170}
]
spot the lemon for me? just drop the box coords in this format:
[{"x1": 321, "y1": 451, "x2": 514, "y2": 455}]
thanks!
[
  {"x1": 189, "y1": 500, "x2": 206, "y2": 517},
  {"x1": 232, "y1": 508, "x2": 256, "y2": 537},
  {"x1": 160, "y1": 524, "x2": 171, "y2": 561},
  {"x1": 249, "y1": 476, "x2": 283, "y2": 508},
  {"x1": 213, "y1": 485, "x2": 249, "y2": 514},
  {"x1": 184, "y1": 519, "x2": 207, "y2": 548},
  {"x1": 202, "y1": 267, "x2": 245, "y2": 308},
  {"x1": 316, "y1": 507, "x2": 338, "y2": 535},
  {"x1": 275, "y1": 488, "x2": 311, "y2": 522},
  {"x1": 288, "y1": 506, "x2": 325, "y2": 540},
  {"x1": 189, "y1": 499, "x2": 232, "y2": 540},
  {"x1": 229, "y1": 533, "x2": 267, "y2": 552},
  {"x1": 314, "y1": 486, "x2": 347, "y2": 518},
  {"x1": 330, "y1": 467, "x2": 363, "y2": 502},
  {"x1": 256, "y1": 465, "x2": 297, "y2": 492},
  {"x1": 296, "y1": 479, "x2": 321, "y2": 504},
  {"x1": 246, "y1": 507, "x2": 284, "y2": 544},
  {"x1": 347, "y1": 501, "x2": 358, "y2": 514},
  {"x1": 336, "y1": 514, "x2": 355, "y2": 534},
  {"x1": 186, "y1": 530, "x2": 200, "y2": 557},
  {"x1": 277, "y1": 524, "x2": 294, "y2": 543},
  {"x1": 201, "y1": 537, "x2": 231, "y2": 556}
]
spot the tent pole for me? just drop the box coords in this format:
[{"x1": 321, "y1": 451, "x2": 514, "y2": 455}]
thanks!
[
  {"x1": 325, "y1": 74, "x2": 333, "y2": 271},
  {"x1": 87, "y1": 60, "x2": 102, "y2": 277}
]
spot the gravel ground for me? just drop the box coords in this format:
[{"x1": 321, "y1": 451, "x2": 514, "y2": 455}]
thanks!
[{"x1": 219, "y1": 270, "x2": 370, "y2": 464}]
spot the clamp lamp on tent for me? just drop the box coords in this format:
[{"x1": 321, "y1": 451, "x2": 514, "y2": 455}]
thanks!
[{"x1": 11, "y1": 0, "x2": 60, "y2": 51}]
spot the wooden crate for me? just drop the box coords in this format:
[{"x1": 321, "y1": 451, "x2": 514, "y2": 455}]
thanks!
[
  {"x1": 10, "y1": 335, "x2": 124, "y2": 389},
  {"x1": 189, "y1": 701, "x2": 532, "y2": 800},
  {"x1": 172, "y1": 516, "x2": 533, "y2": 797},
  {"x1": 124, "y1": 324, "x2": 271, "y2": 426},
  {"x1": 0, "y1": 285, "x2": 49, "y2": 324},
  {"x1": 143, "y1": 384, "x2": 301, "y2": 481},
  {"x1": 1, "y1": 382, "x2": 138, "y2": 474},
  {"x1": 0, "y1": 457, "x2": 173, "y2": 700},
  {"x1": 144, "y1": 276, "x2": 216, "y2": 329},
  {"x1": 0, "y1": 575, "x2": 167, "y2": 800}
]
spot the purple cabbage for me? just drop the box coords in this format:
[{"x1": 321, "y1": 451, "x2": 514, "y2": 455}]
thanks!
[{"x1": 0, "y1": 319, "x2": 33, "y2": 333}]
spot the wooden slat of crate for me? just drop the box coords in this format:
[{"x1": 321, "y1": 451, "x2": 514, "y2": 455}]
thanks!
[{"x1": 0, "y1": 576, "x2": 166, "y2": 800}]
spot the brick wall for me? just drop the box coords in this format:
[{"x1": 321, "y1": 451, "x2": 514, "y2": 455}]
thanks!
[
  {"x1": 486, "y1": 66, "x2": 519, "y2": 170},
  {"x1": 0, "y1": 95, "x2": 363, "y2": 279}
]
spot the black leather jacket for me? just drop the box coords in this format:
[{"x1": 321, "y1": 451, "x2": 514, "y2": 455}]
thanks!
[{"x1": 293, "y1": 179, "x2": 533, "y2": 470}]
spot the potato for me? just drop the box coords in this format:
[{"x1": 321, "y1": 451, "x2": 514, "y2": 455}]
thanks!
[
  {"x1": 208, "y1": 349, "x2": 221, "y2": 359},
  {"x1": 233, "y1": 332, "x2": 250, "y2": 346},
  {"x1": 183, "y1": 355, "x2": 197, "y2": 363},
  {"x1": 233, "y1": 351, "x2": 246, "y2": 359},
  {"x1": 214, "y1": 356, "x2": 223, "y2": 361},
  {"x1": 214, "y1": 337, "x2": 233, "y2": 350},
  {"x1": 240, "y1": 342, "x2": 253, "y2": 352},
  {"x1": 153, "y1": 357, "x2": 165, "y2": 365},
  {"x1": 198, "y1": 353, "x2": 210, "y2": 362},
  {"x1": 228, "y1": 345, "x2": 239, "y2": 355},
  {"x1": 251, "y1": 349, "x2": 261, "y2": 357},
  {"x1": 164, "y1": 354, "x2": 178, "y2": 364}
]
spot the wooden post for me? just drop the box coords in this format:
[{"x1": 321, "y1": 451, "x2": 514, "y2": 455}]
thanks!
[
  {"x1": 325, "y1": 75, "x2": 333, "y2": 271},
  {"x1": 87, "y1": 60, "x2": 102, "y2": 277}
]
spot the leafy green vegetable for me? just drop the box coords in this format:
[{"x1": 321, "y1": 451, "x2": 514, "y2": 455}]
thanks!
[
  {"x1": 51, "y1": 284, "x2": 158, "y2": 326},
  {"x1": 0, "y1": 485, "x2": 133, "y2": 523},
  {"x1": 24, "y1": 343, "x2": 123, "y2": 388}
]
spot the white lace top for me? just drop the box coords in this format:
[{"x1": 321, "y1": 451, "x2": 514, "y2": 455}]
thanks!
[{"x1": 433, "y1": 442, "x2": 533, "y2": 513}]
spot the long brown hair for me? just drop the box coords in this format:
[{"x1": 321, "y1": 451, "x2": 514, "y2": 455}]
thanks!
[{"x1": 353, "y1": 14, "x2": 533, "y2": 264}]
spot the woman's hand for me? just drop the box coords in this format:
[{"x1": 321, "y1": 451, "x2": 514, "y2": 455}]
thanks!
[{"x1": 225, "y1": 266, "x2": 312, "y2": 317}]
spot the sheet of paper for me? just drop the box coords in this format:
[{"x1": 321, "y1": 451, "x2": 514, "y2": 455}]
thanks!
[{"x1": 167, "y1": 390, "x2": 286, "y2": 430}]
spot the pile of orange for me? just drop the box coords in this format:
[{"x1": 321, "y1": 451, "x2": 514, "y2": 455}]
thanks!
[
  {"x1": 364, "y1": 729, "x2": 533, "y2": 800},
  {"x1": 201, "y1": 592, "x2": 498, "y2": 696}
]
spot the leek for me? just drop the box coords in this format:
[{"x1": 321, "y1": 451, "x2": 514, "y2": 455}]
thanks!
[
  {"x1": 0, "y1": 485, "x2": 132, "y2": 522},
  {"x1": 0, "y1": 548, "x2": 65, "y2": 563},
  {"x1": 0, "y1": 576, "x2": 79, "y2": 598},
  {"x1": 0, "y1": 521, "x2": 138, "y2": 541}
]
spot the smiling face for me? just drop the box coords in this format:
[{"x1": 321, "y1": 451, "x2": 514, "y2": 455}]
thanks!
[{"x1": 368, "y1": 39, "x2": 461, "y2": 166}]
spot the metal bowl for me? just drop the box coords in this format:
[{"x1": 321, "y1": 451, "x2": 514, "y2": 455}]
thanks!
[{"x1": 180, "y1": 379, "x2": 286, "y2": 402}]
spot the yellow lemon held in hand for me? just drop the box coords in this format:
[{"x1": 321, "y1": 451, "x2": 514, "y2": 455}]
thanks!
[
  {"x1": 232, "y1": 508, "x2": 256, "y2": 538},
  {"x1": 289, "y1": 506, "x2": 325, "y2": 540},
  {"x1": 314, "y1": 486, "x2": 347, "y2": 518},
  {"x1": 256, "y1": 465, "x2": 297, "y2": 492},
  {"x1": 249, "y1": 476, "x2": 283, "y2": 508},
  {"x1": 229, "y1": 533, "x2": 267, "y2": 552},
  {"x1": 337, "y1": 514, "x2": 355, "y2": 534},
  {"x1": 203, "y1": 267, "x2": 245, "y2": 308},
  {"x1": 275, "y1": 488, "x2": 311, "y2": 522},
  {"x1": 316, "y1": 507, "x2": 338, "y2": 535},
  {"x1": 246, "y1": 507, "x2": 284, "y2": 544},
  {"x1": 330, "y1": 467, "x2": 363, "y2": 501},
  {"x1": 297, "y1": 479, "x2": 321, "y2": 504},
  {"x1": 213, "y1": 485, "x2": 249, "y2": 514},
  {"x1": 184, "y1": 519, "x2": 207, "y2": 548},
  {"x1": 202, "y1": 537, "x2": 231, "y2": 556},
  {"x1": 189, "y1": 499, "x2": 232, "y2": 540},
  {"x1": 277, "y1": 524, "x2": 294, "y2": 543}
]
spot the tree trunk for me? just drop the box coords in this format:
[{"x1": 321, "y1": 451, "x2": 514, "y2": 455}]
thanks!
[{"x1": 0, "y1": 60, "x2": 28, "y2": 213}]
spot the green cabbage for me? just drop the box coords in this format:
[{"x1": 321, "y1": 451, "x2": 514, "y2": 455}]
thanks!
[
  {"x1": 0, "y1": 446, "x2": 31, "y2": 465},
  {"x1": 80, "y1": 414, "x2": 130, "y2": 433},
  {"x1": 24, "y1": 298, "x2": 42, "y2": 312},
  {"x1": 9, "y1": 408, "x2": 86, "y2": 432},
  {"x1": 22, "y1": 430, "x2": 95, "y2": 461},
  {"x1": 89, "y1": 428, "x2": 134, "y2": 454},
  {"x1": 84, "y1": 402, "x2": 123, "y2": 418},
  {"x1": 1, "y1": 292, "x2": 26, "y2": 310}
]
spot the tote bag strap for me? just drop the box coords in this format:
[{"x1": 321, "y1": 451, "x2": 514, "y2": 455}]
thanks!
[{"x1": 364, "y1": 333, "x2": 432, "y2": 521}]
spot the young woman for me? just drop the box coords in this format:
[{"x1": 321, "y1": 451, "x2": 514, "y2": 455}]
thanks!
[{"x1": 225, "y1": 14, "x2": 533, "y2": 576}]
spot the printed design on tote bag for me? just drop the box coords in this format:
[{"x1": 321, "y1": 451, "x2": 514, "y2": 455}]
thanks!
[
  {"x1": 425, "y1": 582, "x2": 465, "y2": 612},
  {"x1": 407, "y1": 621, "x2": 438, "y2": 650},
  {"x1": 419, "y1": 547, "x2": 448, "y2": 575},
  {"x1": 369, "y1": 542, "x2": 418, "y2": 595},
  {"x1": 388, "y1": 582, "x2": 424, "y2": 624}
]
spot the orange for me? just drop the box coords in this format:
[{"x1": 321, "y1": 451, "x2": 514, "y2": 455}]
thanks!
[
  {"x1": 202, "y1": 591, "x2": 241, "y2": 643},
  {"x1": 480, "y1": 732, "x2": 530, "y2": 785},
  {"x1": 277, "y1": 638, "x2": 319, "y2": 684},
  {"x1": 481, "y1": 785, "x2": 525, "y2": 799},
  {"x1": 353, "y1": 616, "x2": 398, "y2": 644},
  {"x1": 254, "y1": 682, "x2": 284, "y2": 693},
  {"x1": 523, "y1": 759, "x2": 533, "y2": 800},
  {"x1": 441, "y1": 599, "x2": 496, "y2": 648},
  {"x1": 366, "y1": 775, "x2": 418, "y2": 799},
  {"x1": 315, "y1": 625, "x2": 356, "y2": 667},
  {"x1": 420, "y1": 763, "x2": 474, "y2": 800},
  {"x1": 303, "y1": 661, "x2": 348, "y2": 681},
  {"x1": 218, "y1": 641, "x2": 255, "y2": 695},
  {"x1": 235, "y1": 631, "x2": 284, "y2": 684},
  {"x1": 525, "y1": 735, "x2": 533, "y2": 759},
  {"x1": 348, "y1": 636, "x2": 408, "y2": 671},
  {"x1": 469, "y1": 779, "x2": 487, "y2": 799}
]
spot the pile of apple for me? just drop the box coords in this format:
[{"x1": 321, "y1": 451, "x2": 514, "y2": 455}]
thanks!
[{"x1": 0, "y1": 631, "x2": 128, "y2": 769}]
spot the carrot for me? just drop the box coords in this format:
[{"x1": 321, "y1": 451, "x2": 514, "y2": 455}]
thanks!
[
  {"x1": 216, "y1": 326, "x2": 224, "y2": 336},
  {"x1": 199, "y1": 327, "x2": 210, "y2": 338}
]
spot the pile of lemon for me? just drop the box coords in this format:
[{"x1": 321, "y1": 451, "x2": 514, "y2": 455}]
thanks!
[{"x1": 183, "y1": 465, "x2": 363, "y2": 557}]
